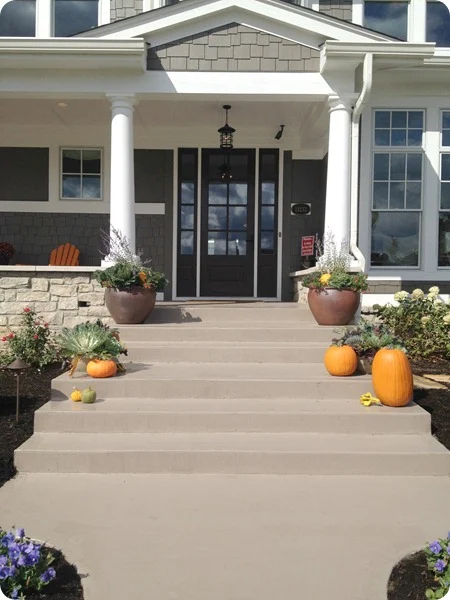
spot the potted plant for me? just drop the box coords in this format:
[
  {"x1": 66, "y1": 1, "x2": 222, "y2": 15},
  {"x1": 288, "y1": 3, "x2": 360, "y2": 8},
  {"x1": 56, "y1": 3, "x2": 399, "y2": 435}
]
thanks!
[
  {"x1": 0, "y1": 242, "x2": 14, "y2": 265},
  {"x1": 332, "y1": 319, "x2": 406, "y2": 374},
  {"x1": 56, "y1": 320, "x2": 127, "y2": 376},
  {"x1": 302, "y1": 235, "x2": 368, "y2": 325},
  {"x1": 94, "y1": 229, "x2": 168, "y2": 324}
]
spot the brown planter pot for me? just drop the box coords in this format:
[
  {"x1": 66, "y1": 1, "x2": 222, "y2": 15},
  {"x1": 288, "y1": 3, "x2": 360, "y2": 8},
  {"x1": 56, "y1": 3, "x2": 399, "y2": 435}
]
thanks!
[
  {"x1": 105, "y1": 287, "x2": 156, "y2": 324},
  {"x1": 307, "y1": 288, "x2": 360, "y2": 326}
]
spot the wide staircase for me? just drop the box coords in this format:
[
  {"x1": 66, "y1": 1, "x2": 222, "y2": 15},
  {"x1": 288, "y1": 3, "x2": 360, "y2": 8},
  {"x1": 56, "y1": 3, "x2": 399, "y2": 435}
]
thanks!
[{"x1": 15, "y1": 303, "x2": 450, "y2": 475}]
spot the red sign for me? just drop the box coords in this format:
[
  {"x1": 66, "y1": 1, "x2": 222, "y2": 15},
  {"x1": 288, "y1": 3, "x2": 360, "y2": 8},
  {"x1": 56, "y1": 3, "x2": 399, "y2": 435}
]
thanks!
[{"x1": 301, "y1": 235, "x2": 315, "y2": 256}]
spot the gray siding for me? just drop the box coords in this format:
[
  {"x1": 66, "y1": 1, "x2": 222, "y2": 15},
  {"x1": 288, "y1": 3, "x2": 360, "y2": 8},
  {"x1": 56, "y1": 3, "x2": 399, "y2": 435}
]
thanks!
[
  {"x1": 147, "y1": 23, "x2": 320, "y2": 72},
  {"x1": 282, "y1": 153, "x2": 327, "y2": 301},
  {"x1": 110, "y1": 0, "x2": 143, "y2": 22},
  {"x1": 0, "y1": 148, "x2": 49, "y2": 202},
  {"x1": 319, "y1": 0, "x2": 352, "y2": 22},
  {"x1": 135, "y1": 150, "x2": 173, "y2": 204},
  {"x1": 0, "y1": 213, "x2": 165, "y2": 274}
]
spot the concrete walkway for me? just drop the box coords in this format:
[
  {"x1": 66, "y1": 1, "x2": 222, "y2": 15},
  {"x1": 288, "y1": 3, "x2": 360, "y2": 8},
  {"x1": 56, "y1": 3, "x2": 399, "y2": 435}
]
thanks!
[{"x1": 1, "y1": 473, "x2": 450, "y2": 600}]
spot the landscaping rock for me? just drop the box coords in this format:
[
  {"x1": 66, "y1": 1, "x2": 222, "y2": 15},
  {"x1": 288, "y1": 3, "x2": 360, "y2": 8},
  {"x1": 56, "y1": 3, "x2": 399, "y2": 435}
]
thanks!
[{"x1": 413, "y1": 375, "x2": 447, "y2": 390}]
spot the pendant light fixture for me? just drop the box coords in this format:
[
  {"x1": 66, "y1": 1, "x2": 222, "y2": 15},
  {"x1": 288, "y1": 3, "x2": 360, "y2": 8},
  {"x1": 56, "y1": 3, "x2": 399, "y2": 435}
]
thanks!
[{"x1": 218, "y1": 104, "x2": 235, "y2": 149}]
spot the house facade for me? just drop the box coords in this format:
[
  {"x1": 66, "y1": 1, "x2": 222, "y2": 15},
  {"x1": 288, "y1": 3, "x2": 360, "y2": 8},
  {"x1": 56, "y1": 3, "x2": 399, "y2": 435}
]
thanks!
[{"x1": 1, "y1": 0, "x2": 450, "y2": 303}]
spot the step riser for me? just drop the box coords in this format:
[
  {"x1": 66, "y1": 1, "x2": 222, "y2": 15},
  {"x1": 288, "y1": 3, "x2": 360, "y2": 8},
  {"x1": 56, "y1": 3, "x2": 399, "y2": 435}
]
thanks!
[
  {"x1": 15, "y1": 450, "x2": 450, "y2": 476},
  {"x1": 148, "y1": 307, "x2": 316, "y2": 323},
  {"x1": 117, "y1": 328, "x2": 336, "y2": 343},
  {"x1": 52, "y1": 379, "x2": 373, "y2": 400},
  {"x1": 125, "y1": 346, "x2": 327, "y2": 363},
  {"x1": 34, "y1": 412, "x2": 430, "y2": 435}
]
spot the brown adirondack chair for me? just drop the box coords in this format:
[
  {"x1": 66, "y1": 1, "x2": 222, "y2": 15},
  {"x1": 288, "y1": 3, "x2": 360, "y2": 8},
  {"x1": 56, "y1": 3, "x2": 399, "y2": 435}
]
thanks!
[{"x1": 49, "y1": 243, "x2": 80, "y2": 266}]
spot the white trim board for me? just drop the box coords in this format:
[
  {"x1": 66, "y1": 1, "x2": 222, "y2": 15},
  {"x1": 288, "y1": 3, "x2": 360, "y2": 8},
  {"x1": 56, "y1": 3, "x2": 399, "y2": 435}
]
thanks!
[{"x1": 0, "y1": 202, "x2": 165, "y2": 214}]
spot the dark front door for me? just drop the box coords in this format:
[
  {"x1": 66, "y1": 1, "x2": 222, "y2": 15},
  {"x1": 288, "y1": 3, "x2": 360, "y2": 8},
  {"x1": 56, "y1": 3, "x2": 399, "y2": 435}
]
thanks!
[{"x1": 200, "y1": 149, "x2": 255, "y2": 297}]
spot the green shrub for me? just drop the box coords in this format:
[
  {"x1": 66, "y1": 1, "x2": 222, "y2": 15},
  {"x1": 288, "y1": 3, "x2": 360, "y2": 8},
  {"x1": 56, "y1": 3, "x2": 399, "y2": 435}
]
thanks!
[
  {"x1": 333, "y1": 319, "x2": 405, "y2": 362},
  {"x1": 374, "y1": 286, "x2": 450, "y2": 360}
]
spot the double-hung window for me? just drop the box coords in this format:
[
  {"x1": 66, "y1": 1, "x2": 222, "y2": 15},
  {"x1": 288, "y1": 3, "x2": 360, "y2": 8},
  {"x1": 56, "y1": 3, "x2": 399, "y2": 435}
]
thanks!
[
  {"x1": 370, "y1": 110, "x2": 424, "y2": 268},
  {"x1": 438, "y1": 112, "x2": 450, "y2": 266},
  {"x1": 61, "y1": 148, "x2": 102, "y2": 200}
]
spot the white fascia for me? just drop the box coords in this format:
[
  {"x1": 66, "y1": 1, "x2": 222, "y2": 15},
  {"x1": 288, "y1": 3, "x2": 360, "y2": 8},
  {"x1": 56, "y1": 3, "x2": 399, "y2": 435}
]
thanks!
[
  {"x1": 0, "y1": 38, "x2": 146, "y2": 71},
  {"x1": 79, "y1": 0, "x2": 393, "y2": 44}
]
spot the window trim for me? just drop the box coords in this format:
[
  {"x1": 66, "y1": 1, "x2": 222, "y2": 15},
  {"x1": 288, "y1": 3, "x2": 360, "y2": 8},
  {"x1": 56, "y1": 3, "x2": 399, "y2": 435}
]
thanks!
[
  {"x1": 437, "y1": 109, "x2": 450, "y2": 268},
  {"x1": 59, "y1": 147, "x2": 103, "y2": 202},
  {"x1": 370, "y1": 109, "x2": 425, "y2": 269}
]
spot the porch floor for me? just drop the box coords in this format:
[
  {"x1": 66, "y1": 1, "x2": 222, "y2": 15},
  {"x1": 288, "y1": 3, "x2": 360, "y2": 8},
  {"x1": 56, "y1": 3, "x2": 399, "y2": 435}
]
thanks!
[{"x1": 0, "y1": 473, "x2": 449, "y2": 599}]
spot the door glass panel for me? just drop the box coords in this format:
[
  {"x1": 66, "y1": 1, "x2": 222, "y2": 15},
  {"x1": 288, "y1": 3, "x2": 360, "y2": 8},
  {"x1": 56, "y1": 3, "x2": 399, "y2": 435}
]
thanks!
[
  {"x1": 181, "y1": 205, "x2": 194, "y2": 229},
  {"x1": 228, "y1": 206, "x2": 247, "y2": 230},
  {"x1": 208, "y1": 206, "x2": 227, "y2": 230},
  {"x1": 261, "y1": 182, "x2": 275, "y2": 205},
  {"x1": 261, "y1": 231, "x2": 274, "y2": 253},
  {"x1": 228, "y1": 232, "x2": 247, "y2": 256},
  {"x1": 180, "y1": 231, "x2": 194, "y2": 255},
  {"x1": 229, "y1": 183, "x2": 248, "y2": 205},
  {"x1": 181, "y1": 182, "x2": 195, "y2": 204},
  {"x1": 208, "y1": 232, "x2": 227, "y2": 255},
  {"x1": 208, "y1": 183, "x2": 227, "y2": 205},
  {"x1": 261, "y1": 206, "x2": 274, "y2": 230}
]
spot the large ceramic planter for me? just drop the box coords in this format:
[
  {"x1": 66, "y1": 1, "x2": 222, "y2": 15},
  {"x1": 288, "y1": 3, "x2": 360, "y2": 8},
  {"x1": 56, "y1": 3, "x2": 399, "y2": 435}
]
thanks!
[
  {"x1": 307, "y1": 288, "x2": 360, "y2": 326},
  {"x1": 105, "y1": 287, "x2": 156, "y2": 324}
]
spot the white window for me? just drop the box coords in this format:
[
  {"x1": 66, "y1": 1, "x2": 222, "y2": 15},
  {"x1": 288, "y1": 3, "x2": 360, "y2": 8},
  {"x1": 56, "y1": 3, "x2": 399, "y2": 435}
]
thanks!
[
  {"x1": 426, "y1": 1, "x2": 450, "y2": 47},
  {"x1": 60, "y1": 148, "x2": 102, "y2": 200},
  {"x1": 438, "y1": 111, "x2": 450, "y2": 266},
  {"x1": 363, "y1": 0, "x2": 409, "y2": 40},
  {"x1": 370, "y1": 110, "x2": 424, "y2": 268}
]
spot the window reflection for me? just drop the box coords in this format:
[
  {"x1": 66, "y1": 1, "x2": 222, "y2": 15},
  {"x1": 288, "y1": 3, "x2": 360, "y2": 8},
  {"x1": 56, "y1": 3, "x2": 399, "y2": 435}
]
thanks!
[
  {"x1": 0, "y1": 0, "x2": 36, "y2": 37},
  {"x1": 427, "y1": 1, "x2": 450, "y2": 47},
  {"x1": 364, "y1": 1, "x2": 408, "y2": 40},
  {"x1": 55, "y1": 0, "x2": 98, "y2": 37},
  {"x1": 371, "y1": 212, "x2": 420, "y2": 266},
  {"x1": 228, "y1": 232, "x2": 247, "y2": 256}
]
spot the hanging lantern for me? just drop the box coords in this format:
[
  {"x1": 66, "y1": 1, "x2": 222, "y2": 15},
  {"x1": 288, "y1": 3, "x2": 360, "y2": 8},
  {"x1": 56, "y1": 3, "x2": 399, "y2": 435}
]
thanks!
[
  {"x1": 218, "y1": 155, "x2": 233, "y2": 181},
  {"x1": 218, "y1": 104, "x2": 235, "y2": 149}
]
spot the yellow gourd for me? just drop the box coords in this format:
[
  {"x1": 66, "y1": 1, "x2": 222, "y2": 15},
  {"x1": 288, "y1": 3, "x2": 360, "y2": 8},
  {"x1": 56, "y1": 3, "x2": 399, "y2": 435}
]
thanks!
[{"x1": 70, "y1": 388, "x2": 82, "y2": 402}]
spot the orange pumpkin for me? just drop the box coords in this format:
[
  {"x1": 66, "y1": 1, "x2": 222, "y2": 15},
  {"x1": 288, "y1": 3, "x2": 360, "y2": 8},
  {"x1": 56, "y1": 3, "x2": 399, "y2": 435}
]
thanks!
[
  {"x1": 324, "y1": 345, "x2": 358, "y2": 377},
  {"x1": 371, "y1": 348, "x2": 413, "y2": 407},
  {"x1": 86, "y1": 359, "x2": 117, "y2": 379}
]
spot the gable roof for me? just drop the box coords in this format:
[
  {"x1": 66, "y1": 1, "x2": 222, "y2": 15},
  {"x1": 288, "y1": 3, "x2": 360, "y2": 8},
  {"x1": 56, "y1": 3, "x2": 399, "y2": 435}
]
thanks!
[{"x1": 78, "y1": 0, "x2": 394, "y2": 50}]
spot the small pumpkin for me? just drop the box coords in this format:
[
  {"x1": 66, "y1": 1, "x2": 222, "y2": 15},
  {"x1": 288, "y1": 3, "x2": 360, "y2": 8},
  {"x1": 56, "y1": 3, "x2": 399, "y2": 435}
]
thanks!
[
  {"x1": 86, "y1": 359, "x2": 117, "y2": 378},
  {"x1": 81, "y1": 386, "x2": 97, "y2": 404},
  {"x1": 324, "y1": 345, "x2": 358, "y2": 377},
  {"x1": 371, "y1": 348, "x2": 413, "y2": 407},
  {"x1": 70, "y1": 388, "x2": 82, "y2": 402}
]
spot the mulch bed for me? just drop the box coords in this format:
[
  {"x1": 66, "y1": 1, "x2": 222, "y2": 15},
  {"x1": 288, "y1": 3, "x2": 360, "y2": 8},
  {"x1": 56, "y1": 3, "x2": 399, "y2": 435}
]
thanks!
[
  {"x1": 387, "y1": 550, "x2": 436, "y2": 600},
  {"x1": 0, "y1": 363, "x2": 84, "y2": 600}
]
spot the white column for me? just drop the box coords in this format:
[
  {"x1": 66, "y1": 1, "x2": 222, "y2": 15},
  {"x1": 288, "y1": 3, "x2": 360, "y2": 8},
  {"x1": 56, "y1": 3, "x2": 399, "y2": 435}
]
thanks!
[
  {"x1": 107, "y1": 94, "x2": 136, "y2": 255},
  {"x1": 324, "y1": 95, "x2": 352, "y2": 252},
  {"x1": 36, "y1": 0, "x2": 53, "y2": 37}
]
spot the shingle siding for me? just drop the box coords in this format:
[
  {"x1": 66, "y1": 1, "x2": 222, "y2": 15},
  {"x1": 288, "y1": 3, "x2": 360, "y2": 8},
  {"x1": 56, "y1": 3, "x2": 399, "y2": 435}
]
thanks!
[
  {"x1": 318, "y1": 0, "x2": 352, "y2": 22},
  {"x1": 147, "y1": 23, "x2": 320, "y2": 72},
  {"x1": 110, "y1": 0, "x2": 143, "y2": 23}
]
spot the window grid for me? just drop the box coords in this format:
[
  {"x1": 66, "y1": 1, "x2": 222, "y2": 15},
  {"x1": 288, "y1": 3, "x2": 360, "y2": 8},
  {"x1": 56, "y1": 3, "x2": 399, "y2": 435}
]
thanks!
[
  {"x1": 370, "y1": 110, "x2": 424, "y2": 269},
  {"x1": 60, "y1": 148, "x2": 102, "y2": 201}
]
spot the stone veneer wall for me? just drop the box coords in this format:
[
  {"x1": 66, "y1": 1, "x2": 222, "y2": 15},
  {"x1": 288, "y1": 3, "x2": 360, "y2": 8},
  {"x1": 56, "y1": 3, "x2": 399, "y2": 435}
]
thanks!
[
  {"x1": 319, "y1": 0, "x2": 352, "y2": 22},
  {"x1": 110, "y1": 0, "x2": 143, "y2": 22},
  {"x1": 0, "y1": 272, "x2": 113, "y2": 328},
  {"x1": 0, "y1": 214, "x2": 165, "y2": 272},
  {"x1": 147, "y1": 23, "x2": 320, "y2": 72}
]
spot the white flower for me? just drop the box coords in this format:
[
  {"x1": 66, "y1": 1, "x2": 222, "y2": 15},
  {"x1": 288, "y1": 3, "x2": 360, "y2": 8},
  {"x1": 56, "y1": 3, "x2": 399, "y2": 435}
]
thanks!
[
  {"x1": 394, "y1": 291, "x2": 409, "y2": 302},
  {"x1": 411, "y1": 288, "x2": 424, "y2": 299},
  {"x1": 443, "y1": 314, "x2": 450, "y2": 324},
  {"x1": 435, "y1": 298, "x2": 444, "y2": 304},
  {"x1": 429, "y1": 286, "x2": 440, "y2": 296},
  {"x1": 421, "y1": 316, "x2": 431, "y2": 324}
]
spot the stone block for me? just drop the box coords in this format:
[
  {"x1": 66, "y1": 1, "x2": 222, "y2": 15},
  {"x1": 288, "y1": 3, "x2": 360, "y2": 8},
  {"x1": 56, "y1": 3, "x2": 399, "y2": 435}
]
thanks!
[
  {"x1": 4, "y1": 289, "x2": 15, "y2": 302},
  {"x1": 78, "y1": 284, "x2": 94, "y2": 293},
  {"x1": 31, "y1": 278, "x2": 49, "y2": 292},
  {"x1": 0, "y1": 302, "x2": 32, "y2": 315},
  {"x1": 7, "y1": 315, "x2": 26, "y2": 326},
  {"x1": 0, "y1": 277, "x2": 30, "y2": 289},
  {"x1": 0, "y1": 316, "x2": 7, "y2": 326},
  {"x1": 62, "y1": 316, "x2": 90, "y2": 328},
  {"x1": 16, "y1": 291, "x2": 51, "y2": 302},
  {"x1": 50, "y1": 285, "x2": 77, "y2": 297},
  {"x1": 78, "y1": 306, "x2": 110, "y2": 318},
  {"x1": 57, "y1": 297, "x2": 79, "y2": 311},
  {"x1": 39, "y1": 312, "x2": 63, "y2": 326},
  {"x1": 34, "y1": 302, "x2": 58, "y2": 313},
  {"x1": 64, "y1": 276, "x2": 90, "y2": 285},
  {"x1": 78, "y1": 293, "x2": 105, "y2": 306}
]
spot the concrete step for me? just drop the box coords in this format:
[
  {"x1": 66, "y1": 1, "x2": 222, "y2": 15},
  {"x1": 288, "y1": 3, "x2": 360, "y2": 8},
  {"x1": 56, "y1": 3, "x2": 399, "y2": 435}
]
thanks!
[
  {"x1": 53, "y1": 362, "x2": 374, "y2": 400},
  {"x1": 15, "y1": 431, "x2": 450, "y2": 475},
  {"x1": 146, "y1": 302, "x2": 317, "y2": 324},
  {"x1": 117, "y1": 324, "x2": 337, "y2": 343},
  {"x1": 35, "y1": 397, "x2": 431, "y2": 435},
  {"x1": 123, "y1": 341, "x2": 329, "y2": 363}
]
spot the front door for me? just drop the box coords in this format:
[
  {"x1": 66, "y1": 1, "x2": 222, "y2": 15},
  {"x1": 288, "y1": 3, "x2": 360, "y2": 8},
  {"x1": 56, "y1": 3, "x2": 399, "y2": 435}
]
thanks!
[{"x1": 200, "y1": 149, "x2": 255, "y2": 297}]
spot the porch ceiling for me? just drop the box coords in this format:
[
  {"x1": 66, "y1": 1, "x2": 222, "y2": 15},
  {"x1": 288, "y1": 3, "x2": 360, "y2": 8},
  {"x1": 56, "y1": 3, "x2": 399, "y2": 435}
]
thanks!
[{"x1": 0, "y1": 98, "x2": 329, "y2": 145}]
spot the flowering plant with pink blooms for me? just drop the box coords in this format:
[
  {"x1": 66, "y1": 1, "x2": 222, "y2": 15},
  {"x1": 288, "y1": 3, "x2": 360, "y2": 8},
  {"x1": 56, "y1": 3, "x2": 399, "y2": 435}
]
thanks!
[{"x1": 0, "y1": 308, "x2": 60, "y2": 369}]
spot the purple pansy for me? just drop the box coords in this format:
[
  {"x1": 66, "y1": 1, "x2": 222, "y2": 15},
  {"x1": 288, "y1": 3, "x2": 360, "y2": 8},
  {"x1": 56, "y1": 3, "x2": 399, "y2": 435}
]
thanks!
[
  {"x1": 430, "y1": 541, "x2": 443, "y2": 555},
  {"x1": 39, "y1": 567, "x2": 56, "y2": 583},
  {"x1": 436, "y1": 559, "x2": 447, "y2": 573},
  {"x1": 15, "y1": 528, "x2": 25, "y2": 539}
]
